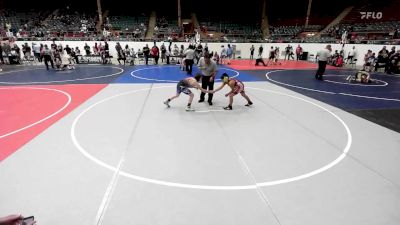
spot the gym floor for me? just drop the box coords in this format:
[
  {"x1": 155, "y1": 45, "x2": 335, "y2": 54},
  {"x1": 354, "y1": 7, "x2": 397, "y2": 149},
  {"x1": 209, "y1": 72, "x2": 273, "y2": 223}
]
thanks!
[{"x1": 1, "y1": 60, "x2": 399, "y2": 225}]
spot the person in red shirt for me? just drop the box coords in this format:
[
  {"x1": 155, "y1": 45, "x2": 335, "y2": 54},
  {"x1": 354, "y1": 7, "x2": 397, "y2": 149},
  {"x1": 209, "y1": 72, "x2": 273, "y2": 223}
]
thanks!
[
  {"x1": 210, "y1": 73, "x2": 253, "y2": 110},
  {"x1": 151, "y1": 42, "x2": 160, "y2": 65},
  {"x1": 296, "y1": 45, "x2": 303, "y2": 61}
]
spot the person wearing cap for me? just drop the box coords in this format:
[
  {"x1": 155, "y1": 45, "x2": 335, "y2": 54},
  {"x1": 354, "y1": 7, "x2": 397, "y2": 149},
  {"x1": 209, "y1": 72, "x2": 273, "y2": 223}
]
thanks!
[
  {"x1": 197, "y1": 53, "x2": 218, "y2": 105},
  {"x1": 315, "y1": 44, "x2": 332, "y2": 80}
]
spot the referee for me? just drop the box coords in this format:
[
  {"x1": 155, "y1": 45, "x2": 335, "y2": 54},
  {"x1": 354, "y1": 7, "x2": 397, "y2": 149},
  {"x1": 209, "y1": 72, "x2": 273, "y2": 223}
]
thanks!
[
  {"x1": 197, "y1": 53, "x2": 218, "y2": 105},
  {"x1": 315, "y1": 45, "x2": 332, "y2": 80}
]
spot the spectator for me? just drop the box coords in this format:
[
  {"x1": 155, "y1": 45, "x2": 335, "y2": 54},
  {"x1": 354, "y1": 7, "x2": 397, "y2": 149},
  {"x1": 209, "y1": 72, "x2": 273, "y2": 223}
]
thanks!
[
  {"x1": 75, "y1": 47, "x2": 81, "y2": 55},
  {"x1": 275, "y1": 47, "x2": 280, "y2": 62},
  {"x1": 93, "y1": 43, "x2": 99, "y2": 55},
  {"x1": 220, "y1": 45, "x2": 227, "y2": 64},
  {"x1": 50, "y1": 40, "x2": 56, "y2": 50},
  {"x1": 142, "y1": 44, "x2": 150, "y2": 65},
  {"x1": 173, "y1": 44, "x2": 179, "y2": 56},
  {"x1": 160, "y1": 43, "x2": 167, "y2": 63},
  {"x1": 258, "y1": 45, "x2": 263, "y2": 57},
  {"x1": 116, "y1": 42, "x2": 126, "y2": 65},
  {"x1": 250, "y1": 45, "x2": 255, "y2": 59},
  {"x1": 226, "y1": 44, "x2": 233, "y2": 65},
  {"x1": 84, "y1": 43, "x2": 91, "y2": 55},
  {"x1": 70, "y1": 48, "x2": 79, "y2": 64},
  {"x1": 0, "y1": 41, "x2": 3, "y2": 64},
  {"x1": 378, "y1": 46, "x2": 389, "y2": 67},
  {"x1": 213, "y1": 51, "x2": 220, "y2": 65},
  {"x1": 346, "y1": 46, "x2": 356, "y2": 64},
  {"x1": 285, "y1": 45, "x2": 291, "y2": 60},
  {"x1": 296, "y1": 44, "x2": 303, "y2": 61},
  {"x1": 204, "y1": 43, "x2": 209, "y2": 55},
  {"x1": 387, "y1": 50, "x2": 400, "y2": 74},
  {"x1": 195, "y1": 42, "x2": 203, "y2": 63},
  {"x1": 151, "y1": 43, "x2": 159, "y2": 65},
  {"x1": 184, "y1": 45, "x2": 195, "y2": 75},
  {"x1": 64, "y1": 45, "x2": 71, "y2": 55}
]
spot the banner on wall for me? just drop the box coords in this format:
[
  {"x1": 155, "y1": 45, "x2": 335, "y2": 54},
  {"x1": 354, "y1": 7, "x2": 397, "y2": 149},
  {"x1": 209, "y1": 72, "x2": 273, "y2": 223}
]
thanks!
[{"x1": 360, "y1": 12, "x2": 383, "y2": 19}]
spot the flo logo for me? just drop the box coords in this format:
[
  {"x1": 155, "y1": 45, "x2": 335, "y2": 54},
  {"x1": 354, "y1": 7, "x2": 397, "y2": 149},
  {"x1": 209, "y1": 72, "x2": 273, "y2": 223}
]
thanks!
[{"x1": 360, "y1": 12, "x2": 383, "y2": 19}]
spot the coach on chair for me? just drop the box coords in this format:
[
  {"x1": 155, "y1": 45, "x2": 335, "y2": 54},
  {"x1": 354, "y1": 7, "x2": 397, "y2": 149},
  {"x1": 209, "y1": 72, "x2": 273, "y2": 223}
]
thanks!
[{"x1": 198, "y1": 53, "x2": 218, "y2": 105}]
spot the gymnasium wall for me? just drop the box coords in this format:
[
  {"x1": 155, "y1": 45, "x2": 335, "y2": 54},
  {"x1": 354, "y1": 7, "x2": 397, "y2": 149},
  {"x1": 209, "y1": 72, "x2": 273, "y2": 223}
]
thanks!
[{"x1": 15, "y1": 41, "x2": 400, "y2": 66}]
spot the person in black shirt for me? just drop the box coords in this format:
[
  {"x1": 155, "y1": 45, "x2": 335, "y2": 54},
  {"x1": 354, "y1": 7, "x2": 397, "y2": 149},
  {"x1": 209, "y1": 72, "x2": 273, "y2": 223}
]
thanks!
[
  {"x1": 250, "y1": 45, "x2": 255, "y2": 59},
  {"x1": 160, "y1": 43, "x2": 167, "y2": 63},
  {"x1": 64, "y1": 45, "x2": 71, "y2": 55},
  {"x1": 143, "y1": 44, "x2": 150, "y2": 65},
  {"x1": 84, "y1": 43, "x2": 91, "y2": 55},
  {"x1": 0, "y1": 41, "x2": 3, "y2": 64},
  {"x1": 258, "y1": 45, "x2": 263, "y2": 58},
  {"x1": 70, "y1": 48, "x2": 79, "y2": 64}
]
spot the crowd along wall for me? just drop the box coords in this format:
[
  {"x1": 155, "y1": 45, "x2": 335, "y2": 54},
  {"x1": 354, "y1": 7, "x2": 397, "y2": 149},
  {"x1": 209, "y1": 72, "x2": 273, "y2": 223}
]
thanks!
[{"x1": 15, "y1": 41, "x2": 400, "y2": 66}]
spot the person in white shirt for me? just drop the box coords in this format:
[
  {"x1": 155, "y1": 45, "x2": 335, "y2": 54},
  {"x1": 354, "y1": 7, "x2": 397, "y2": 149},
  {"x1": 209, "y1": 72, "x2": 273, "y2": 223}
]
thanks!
[
  {"x1": 315, "y1": 45, "x2": 332, "y2": 80},
  {"x1": 220, "y1": 45, "x2": 227, "y2": 64},
  {"x1": 346, "y1": 46, "x2": 356, "y2": 64},
  {"x1": 32, "y1": 43, "x2": 41, "y2": 62},
  {"x1": 184, "y1": 45, "x2": 195, "y2": 75}
]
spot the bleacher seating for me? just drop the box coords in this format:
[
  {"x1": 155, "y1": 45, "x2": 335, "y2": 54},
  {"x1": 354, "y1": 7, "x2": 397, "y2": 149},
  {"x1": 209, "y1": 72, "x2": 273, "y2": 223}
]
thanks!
[{"x1": 106, "y1": 15, "x2": 148, "y2": 39}]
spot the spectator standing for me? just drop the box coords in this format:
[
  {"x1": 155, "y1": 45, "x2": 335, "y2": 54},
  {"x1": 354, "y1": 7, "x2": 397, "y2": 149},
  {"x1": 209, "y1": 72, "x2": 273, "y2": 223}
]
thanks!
[
  {"x1": 220, "y1": 45, "x2": 227, "y2": 64},
  {"x1": 184, "y1": 45, "x2": 195, "y2": 75},
  {"x1": 84, "y1": 43, "x2": 91, "y2": 55},
  {"x1": 0, "y1": 41, "x2": 3, "y2": 64},
  {"x1": 160, "y1": 43, "x2": 167, "y2": 63},
  {"x1": 226, "y1": 44, "x2": 233, "y2": 64},
  {"x1": 64, "y1": 45, "x2": 71, "y2": 55},
  {"x1": 142, "y1": 44, "x2": 150, "y2": 65},
  {"x1": 250, "y1": 45, "x2": 255, "y2": 59},
  {"x1": 195, "y1": 42, "x2": 203, "y2": 63},
  {"x1": 258, "y1": 45, "x2": 263, "y2": 57},
  {"x1": 50, "y1": 41, "x2": 56, "y2": 50},
  {"x1": 296, "y1": 44, "x2": 303, "y2": 61},
  {"x1": 346, "y1": 46, "x2": 356, "y2": 64},
  {"x1": 75, "y1": 47, "x2": 81, "y2": 55},
  {"x1": 151, "y1": 43, "x2": 160, "y2": 65},
  {"x1": 285, "y1": 45, "x2": 291, "y2": 60}
]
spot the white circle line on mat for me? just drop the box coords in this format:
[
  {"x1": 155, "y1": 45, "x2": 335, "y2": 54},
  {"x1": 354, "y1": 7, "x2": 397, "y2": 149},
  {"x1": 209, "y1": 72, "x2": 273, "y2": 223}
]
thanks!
[
  {"x1": 71, "y1": 85, "x2": 352, "y2": 190},
  {"x1": 0, "y1": 66, "x2": 124, "y2": 84},
  {"x1": 0, "y1": 87, "x2": 71, "y2": 139},
  {"x1": 130, "y1": 65, "x2": 239, "y2": 83}
]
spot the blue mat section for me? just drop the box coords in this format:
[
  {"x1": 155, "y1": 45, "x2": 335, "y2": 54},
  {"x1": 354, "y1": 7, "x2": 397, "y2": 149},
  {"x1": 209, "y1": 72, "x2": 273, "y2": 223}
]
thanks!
[
  {"x1": 0, "y1": 65, "x2": 124, "y2": 86},
  {"x1": 113, "y1": 65, "x2": 265, "y2": 84},
  {"x1": 253, "y1": 69, "x2": 400, "y2": 110}
]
